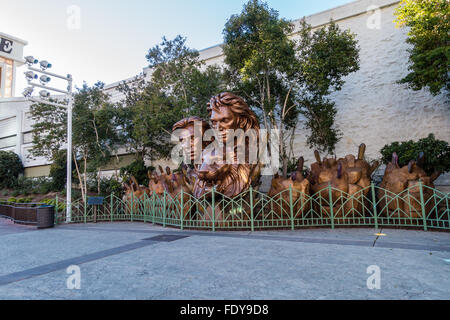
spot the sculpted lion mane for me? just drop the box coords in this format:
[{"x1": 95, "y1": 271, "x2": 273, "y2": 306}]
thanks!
[{"x1": 193, "y1": 92, "x2": 261, "y2": 198}]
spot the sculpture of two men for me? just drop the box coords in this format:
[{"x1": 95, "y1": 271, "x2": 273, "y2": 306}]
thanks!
[{"x1": 172, "y1": 92, "x2": 261, "y2": 198}]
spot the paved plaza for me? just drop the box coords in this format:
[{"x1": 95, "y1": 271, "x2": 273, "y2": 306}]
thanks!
[{"x1": 0, "y1": 217, "x2": 449, "y2": 300}]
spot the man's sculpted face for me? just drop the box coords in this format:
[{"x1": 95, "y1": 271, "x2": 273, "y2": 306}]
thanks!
[
  {"x1": 210, "y1": 106, "x2": 238, "y2": 143},
  {"x1": 179, "y1": 125, "x2": 199, "y2": 163}
]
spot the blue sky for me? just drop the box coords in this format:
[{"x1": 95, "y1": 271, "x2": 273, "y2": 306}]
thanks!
[{"x1": 0, "y1": 0, "x2": 354, "y2": 94}]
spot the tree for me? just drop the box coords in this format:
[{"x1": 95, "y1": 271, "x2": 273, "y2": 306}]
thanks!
[
  {"x1": 295, "y1": 20, "x2": 360, "y2": 155},
  {"x1": 146, "y1": 35, "x2": 226, "y2": 118},
  {"x1": 223, "y1": 0, "x2": 298, "y2": 176},
  {"x1": 395, "y1": 0, "x2": 449, "y2": 96},
  {"x1": 0, "y1": 151, "x2": 23, "y2": 189},
  {"x1": 30, "y1": 82, "x2": 121, "y2": 202},
  {"x1": 117, "y1": 36, "x2": 226, "y2": 162},
  {"x1": 222, "y1": 0, "x2": 360, "y2": 175},
  {"x1": 48, "y1": 149, "x2": 78, "y2": 191}
]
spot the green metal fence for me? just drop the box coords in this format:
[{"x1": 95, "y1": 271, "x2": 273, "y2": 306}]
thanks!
[{"x1": 55, "y1": 183, "x2": 450, "y2": 231}]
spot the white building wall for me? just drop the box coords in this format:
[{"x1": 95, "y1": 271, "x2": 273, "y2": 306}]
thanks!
[
  {"x1": 292, "y1": 2, "x2": 449, "y2": 166},
  {"x1": 190, "y1": 0, "x2": 450, "y2": 184},
  {"x1": 0, "y1": 0, "x2": 448, "y2": 184}
]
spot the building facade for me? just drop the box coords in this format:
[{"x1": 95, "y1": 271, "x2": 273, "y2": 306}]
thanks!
[{"x1": 0, "y1": 0, "x2": 449, "y2": 185}]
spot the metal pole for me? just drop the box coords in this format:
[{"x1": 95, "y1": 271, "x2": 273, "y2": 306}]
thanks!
[
  {"x1": 329, "y1": 183, "x2": 335, "y2": 229},
  {"x1": 371, "y1": 183, "x2": 378, "y2": 230},
  {"x1": 419, "y1": 181, "x2": 427, "y2": 231},
  {"x1": 289, "y1": 185, "x2": 294, "y2": 231},
  {"x1": 66, "y1": 76, "x2": 73, "y2": 223},
  {"x1": 250, "y1": 186, "x2": 254, "y2": 232}
]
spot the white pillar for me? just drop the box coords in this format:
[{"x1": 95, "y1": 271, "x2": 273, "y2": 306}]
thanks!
[{"x1": 66, "y1": 76, "x2": 73, "y2": 223}]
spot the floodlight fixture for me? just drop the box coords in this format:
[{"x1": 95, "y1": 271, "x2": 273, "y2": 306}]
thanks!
[
  {"x1": 24, "y1": 56, "x2": 38, "y2": 66},
  {"x1": 24, "y1": 71, "x2": 38, "y2": 81}
]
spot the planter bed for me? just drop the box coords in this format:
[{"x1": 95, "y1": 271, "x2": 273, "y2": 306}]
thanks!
[{"x1": 0, "y1": 203, "x2": 55, "y2": 229}]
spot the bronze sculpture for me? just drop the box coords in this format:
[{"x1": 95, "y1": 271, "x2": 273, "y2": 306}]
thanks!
[
  {"x1": 377, "y1": 152, "x2": 438, "y2": 218},
  {"x1": 192, "y1": 92, "x2": 261, "y2": 199},
  {"x1": 268, "y1": 157, "x2": 311, "y2": 220},
  {"x1": 307, "y1": 144, "x2": 379, "y2": 217}
]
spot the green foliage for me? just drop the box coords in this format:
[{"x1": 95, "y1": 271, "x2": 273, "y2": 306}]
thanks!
[
  {"x1": 14, "y1": 176, "x2": 54, "y2": 195},
  {"x1": 30, "y1": 82, "x2": 121, "y2": 202},
  {"x1": 118, "y1": 36, "x2": 225, "y2": 162},
  {"x1": 119, "y1": 159, "x2": 154, "y2": 186},
  {"x1": 395, "y1": 0, "x2": 449, "y2": 96},
  {"x1": 223, "y1": 0, "x2": 296, "y2": 123},
  {"x1": 15, "y1": 197, "x2": 32, "y2": 203},
  {"x1": 147, "y1": 35, "x2": 222, "y2": 117},
  {"x1": 294, "y1": 20, "x2": 359, "y2": 154},
  {"x1": 97, "y1": 176, "x2": 123, "y2": 197},
  {"x1": 380, "y1": 134, "x2": 450, "y2": 176},
  {"x1": 300, "y1": 96, "x2": 341, "y2": 154},
  {"x1": 49, "y1": 150, "x2": 68, "y2": 191},
  {"x1": 42, "y1": 198, "x2": 66, "y2": 212},
  {"x1": 222, "y1": 0, "x2": 360, "y2": 155},
  {"x1": 0, "y1": 151, "x2": 24, "y2": 188}
]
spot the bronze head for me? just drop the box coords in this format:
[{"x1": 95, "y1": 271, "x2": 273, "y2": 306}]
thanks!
[
  {"x1": 207, "y1": 92, "x2": 260, "y2": 143},
  {"x1": 172, "y1": 116, "x2": 210, "y2": 164}
]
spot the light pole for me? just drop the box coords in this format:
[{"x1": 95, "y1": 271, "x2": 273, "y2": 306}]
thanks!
[{"x1": 23, "y1": 56, "x2": 74, "y2": 223}]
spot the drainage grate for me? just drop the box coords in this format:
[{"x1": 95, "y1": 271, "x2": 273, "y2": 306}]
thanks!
[{"x1": 143, "y1": 234, "x2": 189, "y2": 242}]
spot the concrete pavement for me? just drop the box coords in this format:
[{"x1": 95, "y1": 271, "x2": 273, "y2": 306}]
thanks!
[{"x1": 0, "y1": 218, "x2": 449, "y2": 299}]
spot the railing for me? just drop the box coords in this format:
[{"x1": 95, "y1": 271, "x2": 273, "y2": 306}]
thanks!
[{"x1": 54, "y1": 183, "x2": 450, "y2": 231}]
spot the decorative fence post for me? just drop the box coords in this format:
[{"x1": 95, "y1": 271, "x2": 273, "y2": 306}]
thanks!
[
  {"x1": 110, "y1": 193, "x2": 113, "y2": 222},
  {"x1": 328, "y1": 183, "x2": 335, "y2": 229},
  {"x1": 250, "y1": 186, "x2": 254, "y2": 232},
  {"x1": 180, "y1": 188, "x2": 184, "y2": 230},
  {"x1": 84, "y1": 197, "x2": 87, "y2": 224},
  {"x1": 289, "y1": 185, "x2": 294, "y2": 231},
  {"x1": 131, "y1": 192, "x2": 134, "y2": 222},
  {"x1": 163, "y1": 191, "x2": 166, "y2": 227},
  {"x1": 211, "y1": 187, "x2": 216, "y2": 232},
  {"x1": 55, "y1": 195, "x2": 58, "y2": 225},
  {"x1": 143, "y1": 193, "x2": 148, "y2": 223},
  {"x1": 371, "y1": 183, "x2": 378, "y2": 230},
  {"x1": 419, "y1": 181, "x2": 427, "y2": 231},
  {"x1": 152, "y1": 192, "x2": 155, "y2": 224}
]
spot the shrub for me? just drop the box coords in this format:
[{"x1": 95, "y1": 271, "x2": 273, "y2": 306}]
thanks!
[
  {"x1": 37, "y1": 183, "x2": 51, "y2": 195},
  {"x1": 120, "y1": 159, "x2": 154, "y2": 186},
  {"x1": 11, "y1": 190, "x2": 19, "y2": 197},
  {"x1": 16, "y1": 197, "x2": 32, "y2": 204},
  {"x1": 0, "y1": 151, "x2": 23, "y2": 189},
  {"x1": 98, "y1": 176, "x2": 123, "y2": 197},
  {"x1": 49, "y1": 150, "x2": 68, "y2": 191},
  {"x1": 71, "y1": 189, "x2": 81, "y2": 200},
  {"x1": 380, "y1": 134, "x2": 450, "y2": 176},
  {"x1": 42, "y1": 198, "x2": 66, "y2": 212},
  {"x1": 7, "y1": 197, "x2": 17, "y2": 203}
]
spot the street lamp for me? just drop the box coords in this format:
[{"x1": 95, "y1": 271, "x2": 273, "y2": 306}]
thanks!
[{"x1": 23, "y1": 56, "x2": 74, "y2": 223}]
